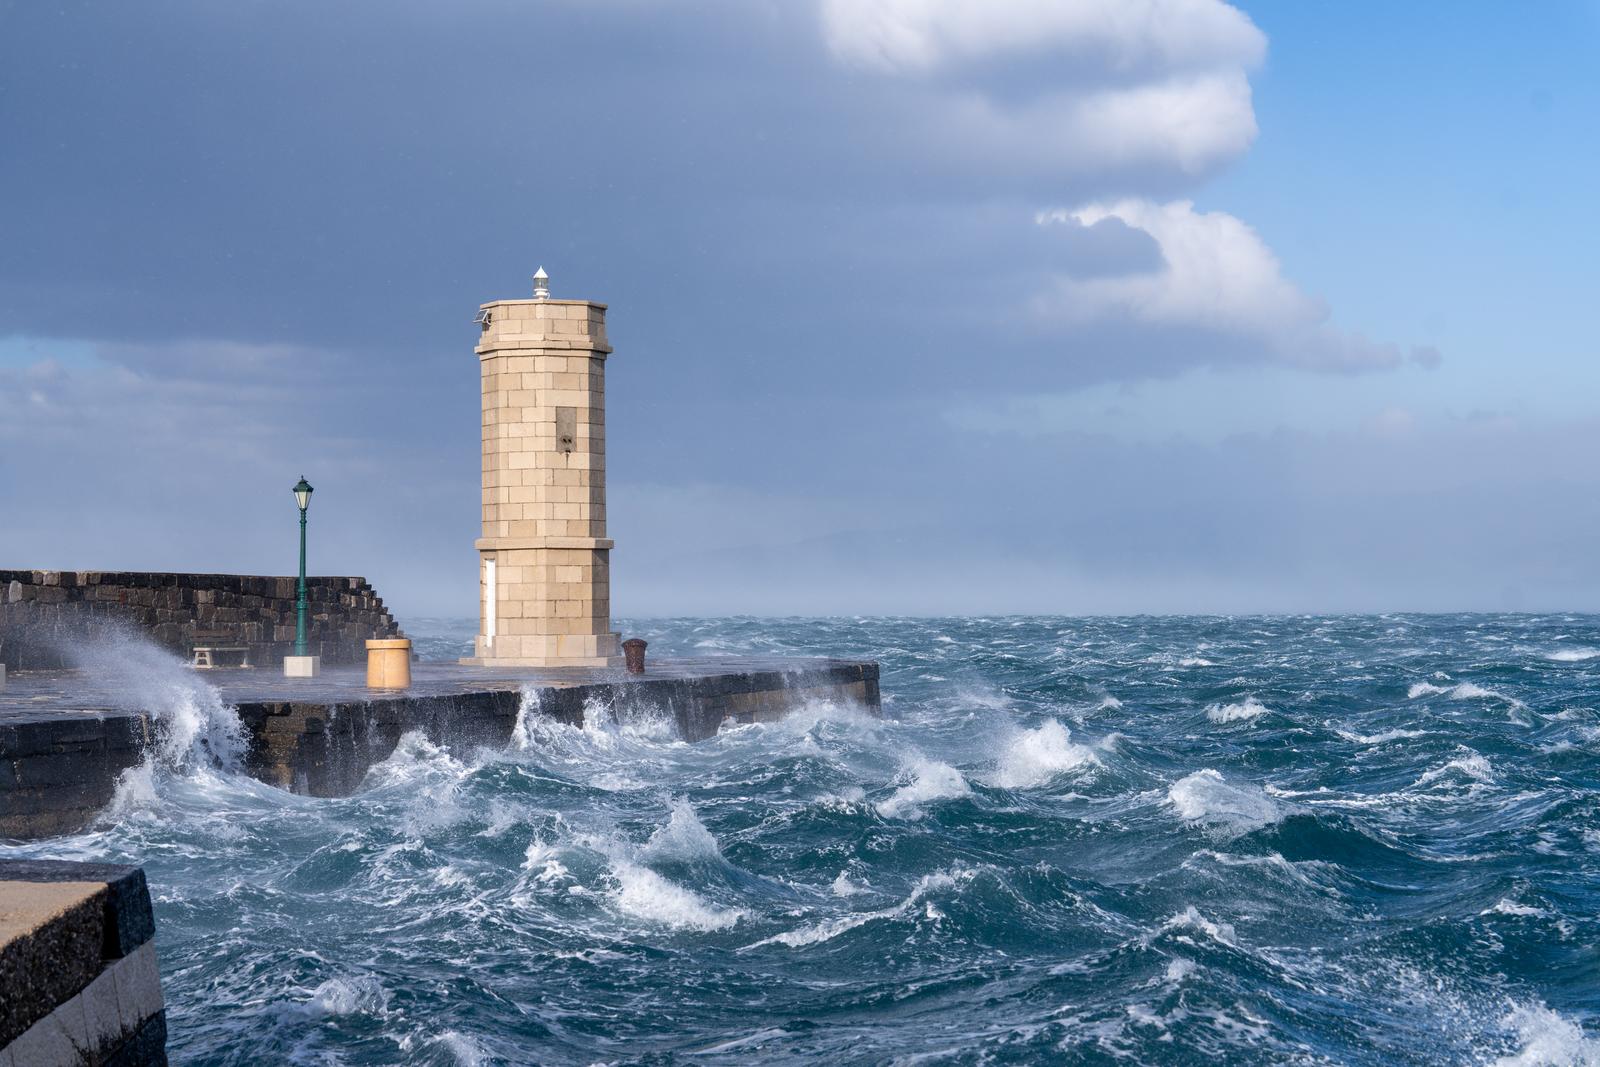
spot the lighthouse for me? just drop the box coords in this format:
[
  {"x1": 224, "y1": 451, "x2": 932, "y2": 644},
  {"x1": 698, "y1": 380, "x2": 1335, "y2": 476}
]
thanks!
[{"x1": 461, "y1": 268, "x2": 622, "y2": 667}]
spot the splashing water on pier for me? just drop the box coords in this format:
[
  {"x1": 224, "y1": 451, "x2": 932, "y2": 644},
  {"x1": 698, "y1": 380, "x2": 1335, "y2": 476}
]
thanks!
[
  {"x1": 67, "y1": 630, "x2": 246, "y2": 772},
  {"x1": 6, "y1": 614, "x2": 1600, "y2": 1065}
]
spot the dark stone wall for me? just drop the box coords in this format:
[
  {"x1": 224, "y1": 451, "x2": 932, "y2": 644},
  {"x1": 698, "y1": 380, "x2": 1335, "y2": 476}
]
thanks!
[
  {"x1": 0, "y1": 660, "x2": 880, "y2": 838},
  {"x1": 0, "y1": 571, "x2": 403, "y2": 670}
]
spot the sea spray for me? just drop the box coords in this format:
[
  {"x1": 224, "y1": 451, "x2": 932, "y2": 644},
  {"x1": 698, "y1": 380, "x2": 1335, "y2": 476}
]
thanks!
[
  {"x1": 1167, "y1": 769, "x2": 1283, "y2": 832},
  {"x1": 12, "y1": 613, "x2": 1599, "y2": 1066},
  {"x1": 510, "y1": 686, "x2": 541, "y2": 750},
  {"x1": 989, "y1": 719, "x2": 1098, "y2": 788},
  {"x1": 66, "y1": 629, "x2": 244, "y2": 771},
  {"x1": 1205, "y1": 696, "x2": 1273, "y2": 723},
  {"x1": 876, "y1": 758, "x2": 971, "y2": 819},
  {"x1": 608, "y1": 798, "x2": 744, "y2": 930}
]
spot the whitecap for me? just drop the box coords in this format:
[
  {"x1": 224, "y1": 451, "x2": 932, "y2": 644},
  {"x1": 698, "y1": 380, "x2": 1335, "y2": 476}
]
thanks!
[
  {"x1": 748, "y1": 870, "x2": 970, "y2": 950},
  {"x1": 1546, "y1": 648, "x2": 1600, "y2": 662},
  {"x1": 609, "y1": 858, "x2": 744, "y2": 931},
  {"x1": 1491, "y1": 1002, "x2": 1600, "y2": 1067},
  {"x1": 876, "y1": 759, "x2": 972, "y2": 820},
  {"x1": 830, "y1": 871, "x2": 864, "y2": 897},
  {"x1": 291, "y1": 976, "x2": 390, "y2": 1019},
  {"x1": 1205, "y1": 697, "x2": 1272, "y2": 724},
  {"x1": 436, "y1": 1030, "x2": 492, "y2": 1067},
  {"x1": 640, "y1": 797, "x2": 725, "y2": 865},
  {"x1": 1414, "y1": 753, "x2": 1495, "y2": 788},
  {"x1": 1154, "y1": 905, "x2": 1238, "y2": 947},
  {"x1": 1179, "y1": 657, "x2": 1215, "y2": 667},
  {"x1": 989, "y1": 720, "x2": 1098, "y2": 789},
  {"x1": 1167, "y1": 770, "x2": 1282, "y2": 832},
  {"x1": 1336, "y1": 727, "x2": 1425, "y2": 745},
  {"x1": 812, "y1": 786, "x2": 867, "y2": 813},
  {"x1": 521, "y1": 837, "x2": 572, "y2": 887},
  {"x1": 1409, "y1": 681, "x2": 1524, "y2": 706},
  {"x1": 1482, "y1": 898, "x2": 1547, "y2": 918}
]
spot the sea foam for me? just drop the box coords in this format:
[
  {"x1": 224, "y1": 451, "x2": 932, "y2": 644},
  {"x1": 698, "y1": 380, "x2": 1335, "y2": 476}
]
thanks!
[
  {"x1": 1167, "y1": 770, "x2": 1282, "y2": 831},
  {"x1": 1206, "y1": 697, "x2": 1272, "y2": 724},
  {"x1": 609, "y1": 859, "x2": 744, "y2": 931},
  {"x1": 989, "y1": 719, "x2": 1098, "y2": 788},
  {"x1": 748, "y1": 870, "x2": 972, "y2": 950},
  {"x1": 296, "y1": 976, "x2": 391, "y2": 1019},
  {"x1": 1408, "y1": 681, "x2": 1523, "y2": 706},
  {"x1": 876, "y1": 759, "x2": 972, "y2": 820},
  {"x1": 1491, "y1": 1002, "x2": 1600, "y2": 1067},
  {"x1": 641, "y1": 798, "x2": 726, "y2": 865}
]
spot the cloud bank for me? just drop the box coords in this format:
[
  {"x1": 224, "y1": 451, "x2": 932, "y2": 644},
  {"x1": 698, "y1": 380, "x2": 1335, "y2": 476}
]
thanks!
[{"x1": 0, "y1": 0, "x2": 1491, "y2": 617}]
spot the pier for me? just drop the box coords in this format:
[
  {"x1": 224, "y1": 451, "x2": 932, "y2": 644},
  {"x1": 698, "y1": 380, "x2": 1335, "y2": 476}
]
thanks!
[{"x1": 0, "y1": 658, "x2": 881, "y2": 840}]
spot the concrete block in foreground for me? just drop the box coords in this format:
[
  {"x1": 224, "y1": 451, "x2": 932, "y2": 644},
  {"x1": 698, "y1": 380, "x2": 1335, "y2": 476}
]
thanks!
[{"x1": 0, "y1": 860, "x2": 166, "y2": 1066}]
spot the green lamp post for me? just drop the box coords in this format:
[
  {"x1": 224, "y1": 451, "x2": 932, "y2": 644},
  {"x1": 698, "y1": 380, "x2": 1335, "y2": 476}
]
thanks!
[{"x1": 292, "y1": 476, "x2": 314, "y2": 657}]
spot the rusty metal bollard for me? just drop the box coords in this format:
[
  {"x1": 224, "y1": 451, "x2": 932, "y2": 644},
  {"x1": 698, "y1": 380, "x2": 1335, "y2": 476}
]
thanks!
[{"x1": 622, "y1": 638, "x2": 647, "y2": 673}]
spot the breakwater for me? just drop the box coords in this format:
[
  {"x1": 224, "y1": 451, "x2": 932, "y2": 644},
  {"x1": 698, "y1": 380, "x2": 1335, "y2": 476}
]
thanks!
[
  {"x1": 0, "y1": 657, "x2": 880, "y2": 838},
  {"x1": 0, "y1": 570, "x2": 402, "y2": 670}
]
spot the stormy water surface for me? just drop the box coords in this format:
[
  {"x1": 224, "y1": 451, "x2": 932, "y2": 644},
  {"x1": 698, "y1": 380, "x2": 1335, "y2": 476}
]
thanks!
[{"x1": 4, "y1": 615, "x2": 1600, "y2": 1065}]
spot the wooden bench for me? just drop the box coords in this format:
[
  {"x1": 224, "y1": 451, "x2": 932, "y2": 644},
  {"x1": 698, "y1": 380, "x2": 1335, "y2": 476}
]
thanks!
[{"x1": 189, "y1": 631, "x2": 251, "y2": 669}]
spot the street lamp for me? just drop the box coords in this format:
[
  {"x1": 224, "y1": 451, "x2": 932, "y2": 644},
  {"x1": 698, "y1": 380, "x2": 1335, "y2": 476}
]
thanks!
[{"x1": 293, "y1": 476, "x2": 314, "y2": 659}]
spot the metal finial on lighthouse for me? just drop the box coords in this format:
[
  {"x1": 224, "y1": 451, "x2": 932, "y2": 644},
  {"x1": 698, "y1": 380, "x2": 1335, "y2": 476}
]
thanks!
[{"x1": 532, "y1": 266, "x2": 550, "y2": 300}]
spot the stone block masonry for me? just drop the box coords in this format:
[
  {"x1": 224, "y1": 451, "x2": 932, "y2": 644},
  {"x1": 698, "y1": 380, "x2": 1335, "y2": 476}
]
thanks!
[
  {"x1": 0, "y1": 859, "x2": 167, "y2": 1066},
  {"x1": 0, "y1": 658, "x2": 880, "y2": 838},
  {"x1": 0, "y1": 571, "x2": 403, "y2": 671},
  {"x1": 465, "y1": 282, "x2": 622, "y2": 667}
]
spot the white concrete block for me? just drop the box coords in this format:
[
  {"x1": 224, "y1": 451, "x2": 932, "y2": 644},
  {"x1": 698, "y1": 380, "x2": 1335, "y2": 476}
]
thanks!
[
  {"x1": 81, "y1": 964, "x2": 125, "y2": 1049},
  {"x1": 283, "y1": 655, "x2": 321, "y2": 678},
  {"x1": 112, "y1": 942, "x2": 164, "y2": 1030},
  {"x1": 5, "y1": 993, "x2": 85, "y2": 1066}
]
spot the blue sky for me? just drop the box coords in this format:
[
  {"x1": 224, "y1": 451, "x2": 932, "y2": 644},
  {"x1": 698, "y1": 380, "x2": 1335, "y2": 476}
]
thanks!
[{"x1": 2, "y1": 1, "x2": 1597, "y2": 618}]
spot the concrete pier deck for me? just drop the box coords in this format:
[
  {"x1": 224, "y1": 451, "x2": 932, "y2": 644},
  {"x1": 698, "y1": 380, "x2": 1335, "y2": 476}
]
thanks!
[{"x1": 0, "y1": 658, "x2": 880, "y2": 839}]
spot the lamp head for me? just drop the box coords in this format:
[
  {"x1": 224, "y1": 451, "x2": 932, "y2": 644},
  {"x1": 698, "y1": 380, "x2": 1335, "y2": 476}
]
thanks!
[{"x1": 293, "y1": 476, "x2": 314, "y2": 512}]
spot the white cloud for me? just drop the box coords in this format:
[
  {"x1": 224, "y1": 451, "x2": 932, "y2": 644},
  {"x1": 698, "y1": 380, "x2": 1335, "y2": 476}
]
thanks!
[
  {"x1": 1037, "y1": 199, "x2": 1405, "y2": 372},
  {"x1": 821, "y1": 0, "x2": 1264, "y2": 76},
  {"x1": 934, "y1": 71, "x2": 1257, "y2": 177},
  {"x1": 820, "y1": 0, "x2": 1264, "y2": 177}
]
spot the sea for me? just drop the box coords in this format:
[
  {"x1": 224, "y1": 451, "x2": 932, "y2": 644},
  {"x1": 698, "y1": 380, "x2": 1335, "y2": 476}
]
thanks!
[{"x1": 4, "y1": 614, "x2": 1599, "y2": 1065}]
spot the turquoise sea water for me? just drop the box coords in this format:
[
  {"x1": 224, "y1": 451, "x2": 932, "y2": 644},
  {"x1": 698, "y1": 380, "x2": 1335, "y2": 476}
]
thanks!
[{"x1": 5, "y1": 614, "x2": 1600, "y2": 1065}]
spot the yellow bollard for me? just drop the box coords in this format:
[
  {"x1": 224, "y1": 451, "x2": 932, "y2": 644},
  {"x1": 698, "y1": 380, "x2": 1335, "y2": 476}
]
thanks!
[{"x1": 366, "y1": 638, "x2": 412, "y2": 689}]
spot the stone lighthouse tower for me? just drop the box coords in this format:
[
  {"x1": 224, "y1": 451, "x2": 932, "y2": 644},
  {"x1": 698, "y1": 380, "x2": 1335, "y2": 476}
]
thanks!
[{"x1": 462, "y1": 268, "x2": 622, "y2": 667}]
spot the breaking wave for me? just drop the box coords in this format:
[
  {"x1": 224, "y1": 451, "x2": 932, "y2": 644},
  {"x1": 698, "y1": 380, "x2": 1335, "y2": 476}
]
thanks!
[
  {"x1": 5, "y1": 612, "x2": 1597, "y2": 1065},
  {"x1": 989, "y1": 719, "x2": 1098, "y2": 788},
  {"x1": 1205, "y1": 696, "x2": 1272, "y2": 723},
  {"x1": 875, "y1": 758, "x2": 971, "y2": 819},
  {"x1": 1167, "y1": 769, "x2": 1283, "y2": 831}
]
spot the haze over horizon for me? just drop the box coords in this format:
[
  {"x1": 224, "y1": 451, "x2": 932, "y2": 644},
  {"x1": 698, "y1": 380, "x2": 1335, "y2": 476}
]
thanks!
[{"x1": 4, "y1": 1, "x2": 1597, "y2": 619}]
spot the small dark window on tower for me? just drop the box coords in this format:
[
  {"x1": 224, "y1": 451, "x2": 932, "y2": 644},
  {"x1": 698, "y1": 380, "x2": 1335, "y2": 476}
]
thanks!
[{"x1": 556, "y1": 407, "x2": 577, "y2": 453}]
